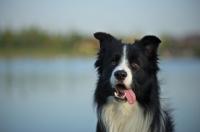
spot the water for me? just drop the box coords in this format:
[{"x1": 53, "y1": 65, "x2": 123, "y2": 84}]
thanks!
[{"x1": 0, "y1": 57, "x2": 200, "y2": 132}]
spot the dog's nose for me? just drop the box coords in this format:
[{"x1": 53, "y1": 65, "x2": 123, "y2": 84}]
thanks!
[{"x1": 114, "y1": 70, "x2": 127, "y2": 80}]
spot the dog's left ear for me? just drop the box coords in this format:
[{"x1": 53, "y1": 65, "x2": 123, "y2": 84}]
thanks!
[{"x1": 140, "y1": 35, "x2": 161, "y2": 54}]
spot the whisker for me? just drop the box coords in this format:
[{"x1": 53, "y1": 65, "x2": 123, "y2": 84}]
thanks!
[
  {"x1": 101, "y1": 78, "x2": 110, "y2": 88},
  {"x1": 132, "y1": 79, "x2": 139, "y2": 91}
]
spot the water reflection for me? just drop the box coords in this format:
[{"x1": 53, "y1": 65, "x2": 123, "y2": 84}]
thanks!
[
  {"x1": 0, "y1": 58, "x2": 200, "y2": 132},
  {"x1": 0, "y1": 58, "x2": 97, "y2": 132}
]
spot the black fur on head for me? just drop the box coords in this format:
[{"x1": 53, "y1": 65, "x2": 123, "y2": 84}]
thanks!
[{"x1": 94, "y1": 32, "x2": 161, "y2": 76}]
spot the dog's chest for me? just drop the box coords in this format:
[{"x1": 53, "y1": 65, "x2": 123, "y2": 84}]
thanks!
[{"x1": 100, "y1": 98, "x2": 152, "y2": 132}]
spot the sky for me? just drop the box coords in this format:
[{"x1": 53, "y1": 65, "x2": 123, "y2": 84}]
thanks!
[{"x1": 0, "y1": 0, "x2": 200, "y2": 37}]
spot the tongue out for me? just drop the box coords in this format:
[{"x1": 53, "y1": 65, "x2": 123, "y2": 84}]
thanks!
[{"x1": 118, "y1": 89, "x2": 136, "y2": 104}]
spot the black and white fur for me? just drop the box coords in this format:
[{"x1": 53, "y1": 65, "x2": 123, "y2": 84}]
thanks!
[{"x1": 93, "y1": 32, "x2": 174, "y2": 132}]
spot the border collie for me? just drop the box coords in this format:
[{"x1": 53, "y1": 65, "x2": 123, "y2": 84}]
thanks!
[{"x1": 93, "y1": 32, "x2": 174, "y2": 132}]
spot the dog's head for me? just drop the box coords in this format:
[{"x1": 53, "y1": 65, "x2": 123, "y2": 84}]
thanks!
[{"x1": 94, "y1": 32, "x2": 161, "y2": 105}]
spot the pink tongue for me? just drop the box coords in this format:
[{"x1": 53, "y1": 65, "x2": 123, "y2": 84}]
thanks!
[{"x1": 118, "y1": 89, "x2": 136, "y2": 104}]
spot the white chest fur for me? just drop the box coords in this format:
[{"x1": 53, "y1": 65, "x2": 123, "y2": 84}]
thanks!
[{"x1": 100, "y1": 97, "x2": 152, "y2": 132}]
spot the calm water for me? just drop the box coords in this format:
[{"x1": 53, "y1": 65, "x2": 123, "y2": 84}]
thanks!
[{"x1": 0, "y1": 58, "x2": 200, "y2": 132}]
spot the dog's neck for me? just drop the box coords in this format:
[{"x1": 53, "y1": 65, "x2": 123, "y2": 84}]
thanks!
[{"x1": 99, "y1": 97, "x2": 152, "y2": 132}]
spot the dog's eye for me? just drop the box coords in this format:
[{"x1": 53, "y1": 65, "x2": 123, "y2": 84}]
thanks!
[
  {"x1": 131, "y1": 61, "x2": 139, "y2": 68},
  {"x1": 110, "y1": 61, "x2": 116, "y2": 66},
  {"x1": 110, "y1": 54, "x2": 120, "y2": 67}
]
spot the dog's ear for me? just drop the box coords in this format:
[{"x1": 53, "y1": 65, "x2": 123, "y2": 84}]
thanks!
[
  {"x1": 94, "y1": 32, "x2": 116, "y2": 49},
  {"x1": 140, "y1": 35, "x2": 161, "y2": 54}
]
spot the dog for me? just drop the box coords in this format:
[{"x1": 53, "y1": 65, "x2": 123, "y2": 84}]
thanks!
[{"x1": 93, "y1": 32, "x2": 174, "y2": 132}]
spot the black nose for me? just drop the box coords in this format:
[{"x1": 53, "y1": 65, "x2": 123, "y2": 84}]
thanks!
[{"x1": 114, "y1": 70, "x2": 127, "y2": 80}]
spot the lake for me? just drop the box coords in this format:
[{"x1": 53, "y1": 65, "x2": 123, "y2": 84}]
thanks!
[{"x1": 0, "y1": 57, "x2": 200, "y2": 132}]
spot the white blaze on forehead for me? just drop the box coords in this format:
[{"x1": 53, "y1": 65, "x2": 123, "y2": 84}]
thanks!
[{"x1": 110, "y1": 45, "x2": 132, "y2": 88}]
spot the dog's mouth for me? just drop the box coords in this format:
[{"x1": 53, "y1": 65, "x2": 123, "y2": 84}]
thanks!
[{"x1": 114, "y1": 84, "x2": 136, "y2": 104}]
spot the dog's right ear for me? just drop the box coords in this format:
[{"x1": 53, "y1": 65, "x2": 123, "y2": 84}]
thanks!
[
  {"x1": 94, "y1": 32, "x2": 116, "y2": 49},
  {"x1": 94, "y1": 32, "x2": 116, "y2": 74}
]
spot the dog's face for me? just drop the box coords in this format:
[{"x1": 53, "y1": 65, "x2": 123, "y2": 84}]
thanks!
[{"x1": 94, "y1": 32, "x2": 161, "y2": 105}]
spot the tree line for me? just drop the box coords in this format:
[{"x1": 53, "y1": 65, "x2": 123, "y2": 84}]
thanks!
[
  {"x1": 0, "y1": 27, "x2": 98, "y2": 57},
  {"x1": 0, "y1": 27, "x2": 199, "y2": 57}
]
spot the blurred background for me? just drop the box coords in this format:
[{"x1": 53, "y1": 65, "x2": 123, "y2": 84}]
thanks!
[{"x1": 0, "y1": 0, "x2": 200, "y2": 132}]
